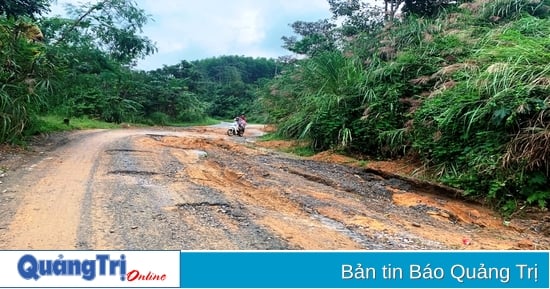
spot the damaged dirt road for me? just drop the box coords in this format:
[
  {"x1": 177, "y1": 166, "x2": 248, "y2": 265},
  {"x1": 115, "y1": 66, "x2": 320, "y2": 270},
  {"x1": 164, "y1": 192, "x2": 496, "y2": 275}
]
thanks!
[{"x1": 0, "y1": 125, "x2": 548, "y2": 250}]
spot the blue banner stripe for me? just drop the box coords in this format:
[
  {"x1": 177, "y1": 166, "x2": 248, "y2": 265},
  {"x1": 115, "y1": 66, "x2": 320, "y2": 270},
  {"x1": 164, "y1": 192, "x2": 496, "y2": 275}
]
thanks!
[{"x1": 179, "y1": 251, "x2": 549, "y2": 288}]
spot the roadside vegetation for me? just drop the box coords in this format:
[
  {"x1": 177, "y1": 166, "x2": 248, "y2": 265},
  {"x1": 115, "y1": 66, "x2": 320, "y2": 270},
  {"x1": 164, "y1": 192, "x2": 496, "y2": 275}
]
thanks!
[
  {"x1": 1, "y1": 0, "x2": 549, "y2": 213},
  {"x1": 261, "y1": 0, "x2": 550, "y2": 214}
]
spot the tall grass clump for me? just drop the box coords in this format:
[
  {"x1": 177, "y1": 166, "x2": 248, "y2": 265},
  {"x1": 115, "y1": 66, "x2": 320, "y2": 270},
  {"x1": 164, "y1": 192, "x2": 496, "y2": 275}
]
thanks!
[
  {"x1": 481, "y1": 0, "x2": 550, "y2": 21},
  {"x1": 411, "y1": 10, "x2": 550, "y2": 212},
  {"x1": 0, "y1": 18, "x2": 51, "y2": 143},
  {"x1": 262, "y1": 51, "x2": 370, "y2": 151}
]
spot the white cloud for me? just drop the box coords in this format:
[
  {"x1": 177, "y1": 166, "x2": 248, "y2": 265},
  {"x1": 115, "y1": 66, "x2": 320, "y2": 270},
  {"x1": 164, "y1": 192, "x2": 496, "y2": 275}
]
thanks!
[
  {"x1": 231, "y1": 8, "x2": 265, "y2": 45},
  {"x1": 49, "y1": 0, "x2": 332, "y2": 70},
  {"x1": 275, "y1": 0, "x2": 330, "y2": 12}
]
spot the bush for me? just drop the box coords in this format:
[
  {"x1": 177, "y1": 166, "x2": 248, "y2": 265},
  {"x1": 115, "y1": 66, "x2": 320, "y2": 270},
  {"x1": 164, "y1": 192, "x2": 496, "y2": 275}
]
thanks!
[{"x1": 148, "y1": 112, "x2": 170, "y2": 126}]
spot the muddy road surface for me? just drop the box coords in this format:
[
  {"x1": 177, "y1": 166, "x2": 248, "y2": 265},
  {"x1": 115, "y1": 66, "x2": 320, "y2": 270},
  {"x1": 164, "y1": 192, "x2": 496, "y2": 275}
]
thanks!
[{"x1": 0, "y1": 125, "x2": 548, "y2": 250}]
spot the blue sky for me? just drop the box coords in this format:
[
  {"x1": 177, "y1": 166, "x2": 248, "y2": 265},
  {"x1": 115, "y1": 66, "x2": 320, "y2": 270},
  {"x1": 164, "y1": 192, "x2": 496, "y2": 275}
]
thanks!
[{"x1": 50, "y1": 0, "x2": 333, "y2": 70}]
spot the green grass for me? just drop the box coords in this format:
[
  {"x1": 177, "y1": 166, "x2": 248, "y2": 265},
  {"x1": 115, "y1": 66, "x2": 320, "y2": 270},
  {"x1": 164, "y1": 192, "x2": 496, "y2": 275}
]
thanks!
[
  {"x1": 283, "y1": 145, "x2": 316, "y2": 157},
  {"x1": 31, "y1": 115, "x2": 222, "y2": 135},
  {"x1": 32, "y1": 115, "x2": 120, "y2": 133}
]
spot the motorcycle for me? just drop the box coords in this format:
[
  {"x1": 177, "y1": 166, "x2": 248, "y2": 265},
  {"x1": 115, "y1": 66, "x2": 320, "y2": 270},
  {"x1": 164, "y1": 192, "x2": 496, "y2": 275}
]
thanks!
[{"x1": 227, "y1": 120, "x2": 246, "y2": 137}]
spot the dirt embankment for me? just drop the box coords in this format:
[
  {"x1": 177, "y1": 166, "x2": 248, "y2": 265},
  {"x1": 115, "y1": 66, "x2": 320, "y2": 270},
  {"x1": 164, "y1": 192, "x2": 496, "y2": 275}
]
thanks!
[{"x1": 0, "y1": 125, "x2": 548, "y2": 250}]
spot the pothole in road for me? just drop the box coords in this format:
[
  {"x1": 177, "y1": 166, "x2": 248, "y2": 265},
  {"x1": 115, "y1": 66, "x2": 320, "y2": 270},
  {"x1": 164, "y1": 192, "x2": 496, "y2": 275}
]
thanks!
[
  {"x1": 146, "y1": 134, "x2": 168, "y2": 141},
  {"x1": 175, "y1": 202, "x2": 230, "y2": 208},
  {"x1": 284, "y1": 167, "x2": 393, "y2": 200},
  {"x1": 286, "y1": 168, "x2": 336, "y2": 188},
  {"x1": 175, "y1": 202, "x2": 248, "y2": 223},
  {"x1": 107, "y1": 170, "x2": 159, "y2": 176}
]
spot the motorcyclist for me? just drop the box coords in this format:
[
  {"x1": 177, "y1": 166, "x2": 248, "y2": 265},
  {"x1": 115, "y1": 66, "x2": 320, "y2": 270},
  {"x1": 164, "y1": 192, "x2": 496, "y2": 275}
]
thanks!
[{"x1": 235, "y1": 114, "x2": 247, "y2": 134}]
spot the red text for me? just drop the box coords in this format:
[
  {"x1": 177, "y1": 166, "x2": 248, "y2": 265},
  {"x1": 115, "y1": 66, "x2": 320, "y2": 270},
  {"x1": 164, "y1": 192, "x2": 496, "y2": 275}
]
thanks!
[{"x1": 126, "y1": 270, "x2": 167, "y2": 282}]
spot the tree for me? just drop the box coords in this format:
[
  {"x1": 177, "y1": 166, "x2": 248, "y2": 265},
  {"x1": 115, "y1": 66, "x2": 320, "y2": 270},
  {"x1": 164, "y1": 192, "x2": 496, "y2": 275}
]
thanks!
[
  {"x1": 282, "y1": 1, "x2": 387, "y2": 57},
  {"x1": 282, "y1": 19, "x2": 337, "y2": 56},
  {"x1": 0, "y1": 0, "x2": 51, "y2": 19},
  {"x1": 53, "y1": 0, "x2": 156, "y2": 66},
  {"x1": 328, "y1": 0, "x2": 385, "y2": 35},
  {"x1": 35, "y1": 0, "x2": 158, "y2": 126},
  {"x1": 382, "y1": 0, "x2": 405, "y2": 20},
  {"x1": 192, "y1": 56, "x2": 278, "y2": 118},
  {"x1": 402, "y1": 0, "x2": 468, "y2": 17}
]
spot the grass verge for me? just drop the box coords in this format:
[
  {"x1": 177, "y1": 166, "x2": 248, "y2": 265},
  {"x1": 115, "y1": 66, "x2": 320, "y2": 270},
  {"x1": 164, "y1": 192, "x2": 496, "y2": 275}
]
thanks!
[{"x1": 28, "y1": 115, "x2": 120, "y2": 134}]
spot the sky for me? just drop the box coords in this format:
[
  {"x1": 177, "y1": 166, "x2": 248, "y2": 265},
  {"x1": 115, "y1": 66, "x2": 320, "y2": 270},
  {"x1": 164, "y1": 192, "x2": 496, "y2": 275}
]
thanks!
[{"x1": 49, "y1": 0, "x2": 333, "y2": 71}]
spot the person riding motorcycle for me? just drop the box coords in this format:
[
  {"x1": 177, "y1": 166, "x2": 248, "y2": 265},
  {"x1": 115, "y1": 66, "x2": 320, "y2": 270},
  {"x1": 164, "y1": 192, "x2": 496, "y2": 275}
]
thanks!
[
  {"x1": 227, "y1": 114, "x2": 247, "y2": 137},
  {"x1": 235, "y1": 114, "x2": 247, "y2": 134}
]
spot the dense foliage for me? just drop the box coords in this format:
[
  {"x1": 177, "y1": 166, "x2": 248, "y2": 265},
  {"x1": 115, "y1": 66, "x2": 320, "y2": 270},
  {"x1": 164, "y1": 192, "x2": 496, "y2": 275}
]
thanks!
[
  {"x1": 0, "y1": 0, "x2": 50, "y2": 19},
  {"x1": 263, "y1": 0, "x2": 550, "y2": 212},
  {"x1": 192, "y1": 56, "x2": 279, "y2": 119}
]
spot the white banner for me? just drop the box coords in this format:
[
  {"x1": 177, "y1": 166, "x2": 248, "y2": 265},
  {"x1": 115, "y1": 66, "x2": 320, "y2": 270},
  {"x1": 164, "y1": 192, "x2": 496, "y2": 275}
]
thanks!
[{"x1": 0, "y1": 251, "x2": 180, "y2": 288}]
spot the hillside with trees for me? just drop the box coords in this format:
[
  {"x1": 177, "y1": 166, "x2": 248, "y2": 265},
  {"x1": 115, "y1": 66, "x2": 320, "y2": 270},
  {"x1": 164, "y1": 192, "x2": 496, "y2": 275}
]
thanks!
[{"x1": 261, "y1": 0, "x2": 550, "y2": 214}]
